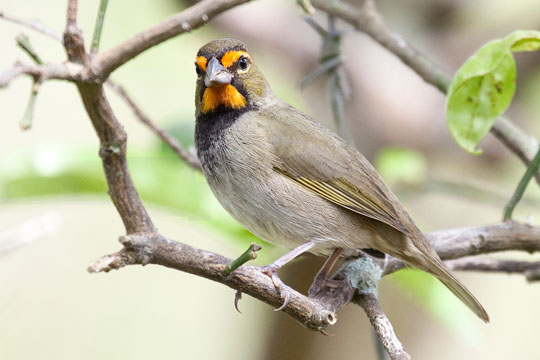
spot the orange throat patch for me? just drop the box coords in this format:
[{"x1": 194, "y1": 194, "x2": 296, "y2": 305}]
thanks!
[{"x1": 201, "y1": 84, "x2": 246, "y2": 114}]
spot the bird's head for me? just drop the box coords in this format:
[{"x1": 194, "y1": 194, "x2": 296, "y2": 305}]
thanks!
[{"x1": 194, "y1": 38, "x2": 269, "y2": 116}]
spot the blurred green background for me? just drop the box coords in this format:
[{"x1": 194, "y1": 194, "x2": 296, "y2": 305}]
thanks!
[{"x1": 1, "y1": 0, "x2": 540, "y2": 359}]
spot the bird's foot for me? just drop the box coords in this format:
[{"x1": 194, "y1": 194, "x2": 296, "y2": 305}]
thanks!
[
  {"x1": 308, "y1": 263, "x2": 355, "y2": 308},
  {"x1": 259, "y1": 264, "x2": 292, "y2": 311},
  {"x1": 308, "y1": 276, "x2": 352, "y2": 299}
]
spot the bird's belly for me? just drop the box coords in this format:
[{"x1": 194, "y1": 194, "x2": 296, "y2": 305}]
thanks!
[{"x1": 204, "y1": 160, "x2": 377, "y2": 256}]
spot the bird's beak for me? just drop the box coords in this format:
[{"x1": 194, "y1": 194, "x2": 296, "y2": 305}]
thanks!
[{"x1": 205, "y1": 57, "x2": 232, "y2": 87}]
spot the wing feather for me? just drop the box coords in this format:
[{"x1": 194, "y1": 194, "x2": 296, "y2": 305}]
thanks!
[
  {"x1": 274, "y1": 167, "x2": 410, "y2": 235},
  {"x1": 264, "y1": 102, "x2": 412, "y2": 236}
]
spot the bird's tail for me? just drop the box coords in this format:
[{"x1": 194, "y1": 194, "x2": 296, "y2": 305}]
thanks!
[
  {"x1": 425, "y1": 256, "x2": 489, "y2": 322},
  {"x1": 404, "y1": 245, "x2": 490, "y2": 322}
]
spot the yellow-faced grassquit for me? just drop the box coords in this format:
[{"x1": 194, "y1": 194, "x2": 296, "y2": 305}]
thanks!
[{"x1": 193, "y1": 38, "x2": 489, "y2": 322}]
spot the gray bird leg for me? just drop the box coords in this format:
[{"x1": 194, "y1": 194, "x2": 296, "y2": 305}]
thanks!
[{"x1": 259, "y1": 240, "x2": 316, "y2": 311}]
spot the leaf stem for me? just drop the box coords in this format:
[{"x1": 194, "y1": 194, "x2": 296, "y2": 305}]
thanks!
[
  {"x1": 504, "y1": 146, "x2": 540, "y2": 220},
  {"x1": 90, "y1": 0, "x2": 109, "y2": 53},
  {"x1": 224, "y1": 243, "x2": 262, "y2": 275}
]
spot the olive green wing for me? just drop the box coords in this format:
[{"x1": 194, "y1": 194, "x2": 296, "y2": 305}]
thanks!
[
  {"x1": 274, "y1": 167, "x2": 410, "y2": 235},
  {"x1": 266, "y1": 103, "x2": 411, "y2": 235}
]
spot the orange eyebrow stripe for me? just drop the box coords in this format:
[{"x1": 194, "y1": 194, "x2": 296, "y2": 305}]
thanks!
[
  {"x1": 221, "y1": 50, "x2": 250, "y2": 68},
  {"x1": 196, "y1": 56, "x2": 207, "y2": 71}
]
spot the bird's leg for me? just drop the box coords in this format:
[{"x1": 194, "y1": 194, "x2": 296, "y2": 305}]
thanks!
[
  {"x1": 308, "y1": 248, "x2": 343, "y2": 297},
  {"x1": 259, "y1": 240, "x2": 316, "y2": 311}
]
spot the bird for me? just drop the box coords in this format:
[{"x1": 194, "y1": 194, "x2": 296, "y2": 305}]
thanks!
[{"x1": 193, "y1": 38, "x2": 489, "y2": 322}]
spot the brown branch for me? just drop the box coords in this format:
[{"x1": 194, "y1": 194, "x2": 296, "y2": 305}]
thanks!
[
  {"x1": 77, "y1": 83, "x2": 156, "y2": 234},
  {"x1": 445, "y1": 256, "x2": 540, "y2": 281},
  {"x1": 0, "y1": 62, "x2": 85, "y2": 87},
  {"x1": 105, "y1": 80, "x2": 202, "y2": 171},
  {"x1": 92, "y1": 0, "x2": 254, "y2": 78},
  {"x1": 88, "y1": 233, "x2": 338, "y2": 331},
  {"x1": 66, "y1": 0, "x2": 78, "y2": 28},
  {"x1": 63, "y1": 0, "x2": 86, "y2": 64},
  {"x1": 87, "y1": 221, "x2": 540, "y2": 332},
  {"x1": 355, "y1": 293, "x2": 410, "y2": 360},
  {"x1": 4, "y1": 0, "x2": 540, "y2": 357},
  {"x1": 312, "y1": 0, "x2": 540, "y2": 185},
  {"x1": 384, "y1": 221, "x2": 540, "y2": 275},
  {"x1": 1, "y1": 0, "x2": 255, "y2": 86}
]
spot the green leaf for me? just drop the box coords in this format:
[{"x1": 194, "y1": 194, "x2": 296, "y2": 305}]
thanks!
[
  {"x1": 446, "y1": 30, "x2": 540, "y2": 154},
  {"x1": 506, "y1": 30, "x2": 540, "y2": 52}
]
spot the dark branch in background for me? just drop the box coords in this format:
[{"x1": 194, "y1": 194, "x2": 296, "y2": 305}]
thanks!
[
  {"x1": 2, "y1": 0, "x2": 540, "y2": 359},
  {"x1": 445, "y1": 257, "x2": 540, "y2": 282},
  {"x1": 384, "y1": 221, "x2": 540, "y2": 275},
  {"x1": 303, "y1": 16, "x2": 351, "y2": 138},
  {"x1": 311, "y1": 0, "x2": 540, "y2": 186}
]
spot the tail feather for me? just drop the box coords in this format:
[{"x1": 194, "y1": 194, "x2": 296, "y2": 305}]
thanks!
[
  {"x1": 399, "y1": 232, "x2": 490, "y2": 322},
  {"x1": 427, "y1": 258, "x2": 490, "y2": 322}
]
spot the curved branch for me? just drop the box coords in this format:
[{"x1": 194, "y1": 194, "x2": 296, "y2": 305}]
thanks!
[
  {"x1": 312, "y1": 0, "x2": 540, "y2": 185},
  {"x1": 88, "y1": 233, "x2": 337, "y2": 331},
  {"x1": 87, "y1": 221, "x2": 540, "y2": 332},
  {"x1": 105, "y1": 80, "x2": 202, "y2": 171},
  {"x1": 93, "y1": 0, "x2": 254, "y2": 78},
  {"x1": 384, "y1": 221, "x2": 540, "y2": 275},
  {"x1": 4, "y1": 0, "x2": 540, "y2": 358}
]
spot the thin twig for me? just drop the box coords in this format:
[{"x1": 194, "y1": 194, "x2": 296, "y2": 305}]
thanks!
[
  {"x1": 224, "y1": 243, "x2": 262, "y2": 275},
  {"x1": 3, "y1": 0, "x2": 540, "y2": 356},
  {"x1": 105, "y1": 80, "x2": 202, "y2": 171},
  {"x1": 94, "y1": 0, "x2": 254, "y2": 78},
  {"x1": 90, "y1": 0, "x2": 110, "y2": 53},
  {"x1": 0, "y1": 11, "x2": 63, "y2": 42},
  {"x1": 16, "y1": 34, "x2": 43, "y2": 64},
  {"x1": 66, "y1": 0, "x2": 78, "y2": 27},
  {"x1": 445, "y1": 256, "x2": 540, "y2": 281},
  {"x1": 491, "y1": 118, "x2": 540, "y2": 184},
  {"x1": 19, "y1": 80, "x2": 41, "y2": 130},
  {"x1": 504, "y1": 147, "x2": 540, "y2": 220}
]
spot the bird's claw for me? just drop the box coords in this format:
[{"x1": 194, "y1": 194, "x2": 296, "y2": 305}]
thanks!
[
  {"x1": 259, "y1": 265, "x2": 292, "y2": 311},
  {"x1": 234, "y1": 290, "x2": 242, "y2": 313}
]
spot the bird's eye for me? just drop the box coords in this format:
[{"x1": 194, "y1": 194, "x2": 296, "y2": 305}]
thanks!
[
  {"x1": 238, "y1": 57, "x2": 250, "y2": 72},
  {"x1": 195, "y1": 65, "x2": 203, "y2": 77}
]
